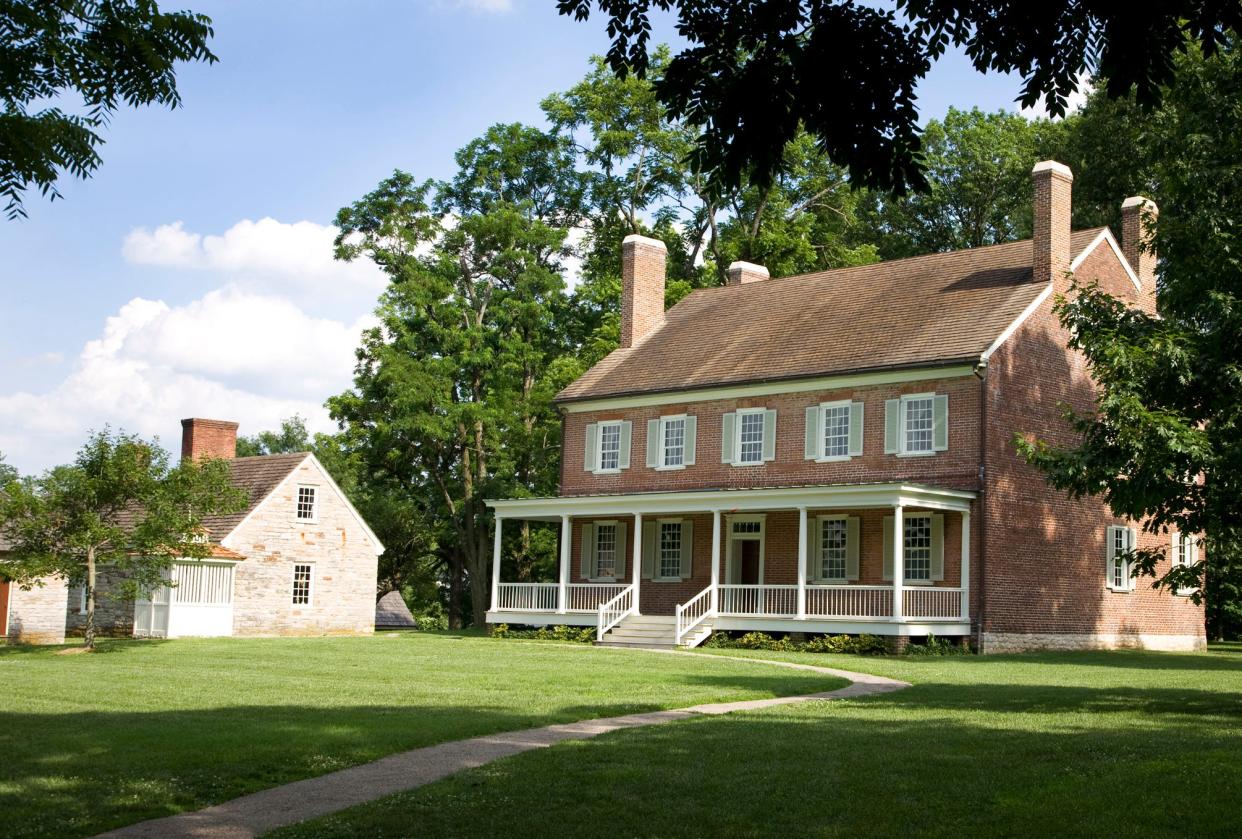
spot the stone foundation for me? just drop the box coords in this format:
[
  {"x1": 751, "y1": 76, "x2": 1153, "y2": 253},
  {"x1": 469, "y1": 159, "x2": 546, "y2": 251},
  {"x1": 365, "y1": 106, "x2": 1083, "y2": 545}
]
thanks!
[{"x1": 981, "y1": 631, "x2": 1206, "y2": 654}]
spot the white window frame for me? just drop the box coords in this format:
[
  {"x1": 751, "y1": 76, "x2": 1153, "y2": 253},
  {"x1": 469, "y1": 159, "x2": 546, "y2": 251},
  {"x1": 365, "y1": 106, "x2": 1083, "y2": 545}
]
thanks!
[
  {"x1": 592, "y1": 520, "x2": 619, "y2": 582},
  {"x1": 295, "y1": 484, "x2": 319, "y2": 523},
  {"x1": 292, "y1": 562, "x2": 315, "y2": 607},
  {"x1": 1106, "y1": 525, "x2": 1136, "y2": 593},
  {"x1": 734, "y1": 407, "x2": 767, "y2": 466},
  {"x1": 816, "y1": 400, "x2": 854, "y2": 463},
  {"x1": 655, "y1": 518, "x2": 684, "y2": 582},
  {"x1": 898, "y1": 393, "x2": 936, "y2": 457},
  {"x1": 817, "y1": 515, "x2": 850, "y2": 583},
  {"x1": 1172, "y1": 531, "x2": 1199, "y2": 597},
  {"x1": 655, "y1": 414, "x2": 688, "y2": 471},
  {"x1": 594, "y1": 420, "x2": 624, "y2": 474}
]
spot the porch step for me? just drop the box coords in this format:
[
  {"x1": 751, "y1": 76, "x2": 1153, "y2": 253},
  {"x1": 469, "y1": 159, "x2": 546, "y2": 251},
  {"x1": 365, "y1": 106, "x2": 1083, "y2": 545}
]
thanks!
[{"x1": 596, "y1": 614, "x2": 714, "y2": 650}]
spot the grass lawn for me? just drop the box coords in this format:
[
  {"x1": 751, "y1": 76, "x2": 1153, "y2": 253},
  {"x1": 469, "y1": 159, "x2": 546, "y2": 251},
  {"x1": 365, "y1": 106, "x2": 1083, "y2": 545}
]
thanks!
[
  {"x1": 0, "y1": 632, "x2": 838, "y2": 838},
  {"x1": 272, "y1": 645, "x2": 1242, "y2": 839}
]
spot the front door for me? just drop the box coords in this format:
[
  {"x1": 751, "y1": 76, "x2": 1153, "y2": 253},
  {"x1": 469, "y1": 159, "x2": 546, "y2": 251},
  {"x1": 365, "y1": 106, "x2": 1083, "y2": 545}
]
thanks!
[
  {"x1": 133, "y1": 575, "x2": 170, "y2": 638},
  {"x1": 739, "y1": 540, "x2": 761, "y2": 585}
]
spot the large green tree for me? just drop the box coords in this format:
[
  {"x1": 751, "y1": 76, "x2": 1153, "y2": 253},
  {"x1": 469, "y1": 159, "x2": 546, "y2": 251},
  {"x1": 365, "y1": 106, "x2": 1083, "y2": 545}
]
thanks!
[
  {"x1": 1019, "y1": 44, "x2": 1242, "y2": 639},
  {"x1": 0, "y1": 429, "x2": 245, "y2": 647},
  {"x1": 0, "y1": 450, "x2": 16, "y2": 485},
  {"x1": 234, "y1": 415, "x2": 311, "y2": 457},
  {"x1": 1, "y1": 0, "x2": 217, "y2": 219},
  {"x1": 559, "y1": 1, "x2": 1239, "y2": 192}
]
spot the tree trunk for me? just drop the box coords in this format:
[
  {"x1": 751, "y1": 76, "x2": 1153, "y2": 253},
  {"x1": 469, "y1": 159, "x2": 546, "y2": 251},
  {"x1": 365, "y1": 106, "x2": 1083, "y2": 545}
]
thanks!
[
  {"x1": 447, "y1": 555, "x2": 464, "y2": 629},
  {"x1": 84, "y1": 547, "x2": 96, "y2": 650}
]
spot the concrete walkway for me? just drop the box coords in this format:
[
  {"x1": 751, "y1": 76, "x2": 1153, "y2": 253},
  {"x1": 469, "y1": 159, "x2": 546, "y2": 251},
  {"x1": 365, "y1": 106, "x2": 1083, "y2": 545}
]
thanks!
[{"x1": 97, "y1": 652, "x2": 909, "y2": 839}]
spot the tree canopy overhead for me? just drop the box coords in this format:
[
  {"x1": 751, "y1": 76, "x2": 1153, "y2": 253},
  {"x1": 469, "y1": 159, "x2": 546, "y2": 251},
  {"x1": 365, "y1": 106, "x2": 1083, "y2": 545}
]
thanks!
[{"x1": 556, "y1": 1, "x2": 1241, "y2": 192}]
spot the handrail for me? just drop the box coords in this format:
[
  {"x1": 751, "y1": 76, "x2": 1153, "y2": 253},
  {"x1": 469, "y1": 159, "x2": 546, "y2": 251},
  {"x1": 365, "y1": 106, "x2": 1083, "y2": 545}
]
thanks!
[
  {"x1": 675, "y1": 584, "x2": 715, "y2": 646},
  {"x1": 596, "y1": 584, "x2": 635, "y2": 642}
]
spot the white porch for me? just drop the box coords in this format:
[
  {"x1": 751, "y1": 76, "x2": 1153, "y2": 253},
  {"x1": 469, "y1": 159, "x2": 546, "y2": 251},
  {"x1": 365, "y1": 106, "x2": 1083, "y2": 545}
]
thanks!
[{"x1": 486, "y1": 482, "x2": 975, "y2": 647}]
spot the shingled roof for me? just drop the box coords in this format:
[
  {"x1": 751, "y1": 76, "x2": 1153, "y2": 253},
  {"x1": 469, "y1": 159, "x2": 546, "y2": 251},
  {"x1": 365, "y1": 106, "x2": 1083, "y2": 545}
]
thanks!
[
  {"x1": 199, "y1": 452, "x2": 310, "y2": 541},
  {"x1": 558, "y1": 229, "x2": 1106, "y2": 404}
]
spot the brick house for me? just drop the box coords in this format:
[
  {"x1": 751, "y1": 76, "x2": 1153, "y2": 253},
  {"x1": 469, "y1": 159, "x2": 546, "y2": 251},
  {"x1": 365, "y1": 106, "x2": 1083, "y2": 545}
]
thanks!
[
  {"x1": 59, "y1": 418, "x2": 384, "y2": 639},
  {"x1": 485, "y1": 161, "x2": 1205, "y2": 653}
]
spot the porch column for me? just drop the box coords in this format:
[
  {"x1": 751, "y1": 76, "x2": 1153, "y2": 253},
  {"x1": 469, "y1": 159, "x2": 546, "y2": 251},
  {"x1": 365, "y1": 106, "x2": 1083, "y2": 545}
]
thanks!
[
  {"x1": 710, "y1": 509, "x2": 721, "y2": 614},
  {"x1": 796, "y1": 506, "x2": 808, "y2": 619},
  {"x1": 960, "y1": 510, "x2": 971, "y2": 622},
  {"x1": 491, "y1": 515, "x2": 503, "y2": 613},
  {"x1": 892, "y1": 505, "x2": 904, "y2": 622},
  {"x1": 557, "y1": 514, "x2": 571, "y2": 614},
  {"x1": 631, "y1": 512, "x2": 643, "y2": 614}
]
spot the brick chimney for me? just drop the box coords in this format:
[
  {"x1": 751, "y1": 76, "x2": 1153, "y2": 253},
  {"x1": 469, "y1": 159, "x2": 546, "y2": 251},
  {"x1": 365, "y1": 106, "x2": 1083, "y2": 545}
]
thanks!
[
  {"x1": 1031, "y1": 160, "x2": 1074, "y2": 289},
  {"x1": 620, "y1": 234, "x2": 666, "y2": 348},
  {"x1": 726, "y1": 261, "x2": 770, "y2": 286},
  {"x1": 1121, "y1": 195, "x2": 1159, "y2": 294},
  {"x1": 181, "y1": 418, "x2": 238, "y2": 462}
]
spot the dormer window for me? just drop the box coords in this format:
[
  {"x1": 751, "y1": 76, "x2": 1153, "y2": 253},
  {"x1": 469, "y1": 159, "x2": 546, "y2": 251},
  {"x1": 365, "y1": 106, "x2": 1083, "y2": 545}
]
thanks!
[{"x1": 296, "y1": 485, "x2": 318, "y2": 522}]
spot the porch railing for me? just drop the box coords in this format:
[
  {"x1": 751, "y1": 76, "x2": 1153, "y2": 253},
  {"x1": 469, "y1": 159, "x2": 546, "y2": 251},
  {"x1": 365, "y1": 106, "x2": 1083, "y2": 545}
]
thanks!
[
  {"x1": 597, "y1": 584, "x2": 636, "y2": 641},
  {"x1": 805, "y1": 585, "x2": 893, "y2": 619},
  {"x1": 719, "y1": 584, "x2": 798, "y2": 617},
  {"x1": 494, "y1": 582, "x2": 630, "y2": 614},
  {"x1": 903, "y1": 587, "x2": 964, "y2": 620},
  {"x1": 675, "y1": 585, "x2": 715, "y2": 646}
]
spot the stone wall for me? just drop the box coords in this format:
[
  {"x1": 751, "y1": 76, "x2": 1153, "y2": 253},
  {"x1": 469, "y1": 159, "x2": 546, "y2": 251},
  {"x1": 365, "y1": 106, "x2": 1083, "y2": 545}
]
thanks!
[
  {"x1": 6, "y1": 575, "x2": 68, "y2": 644},
  {"x1": 65, "y1": 568, "x2": 136, "y2": 637}
]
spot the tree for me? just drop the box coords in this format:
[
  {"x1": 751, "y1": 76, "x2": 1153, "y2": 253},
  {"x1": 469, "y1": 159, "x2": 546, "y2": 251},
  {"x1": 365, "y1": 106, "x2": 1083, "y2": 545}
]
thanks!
[
  {"x1": 862, "y1": 108, "x2": 1056, "y2": 259},
  {"x1": 235, "y1": 415, "x2": 312, "y2": 456},
  {"x1": 558, "y1": 1, "x2": 1240, "y2": 191},
  {"x1": 1018, "y1": 43, "x2": 1242, "y2": 638},
  {"x1": 1, "y1": 0, "x2": 217, "y2": 219},
  {"x1": 0, "y1": 450, "x2": 16, "y2": 485},
  {"x1": 0, "y1": 429, "x2": 245, "y2": 648}
]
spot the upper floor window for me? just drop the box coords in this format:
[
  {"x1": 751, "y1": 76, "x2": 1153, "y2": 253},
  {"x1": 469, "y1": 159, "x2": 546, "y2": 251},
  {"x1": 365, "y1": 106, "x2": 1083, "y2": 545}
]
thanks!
[
  {"x1": 804, "y1": 401, "x2": 864, "y2": 461},
  {"x1": 1106, "y1": 525, "x2": 1137, "y2": 592},
  {"x1": 1172, "y1": 531, "x2": 1198, "y2": 596},
  {"x1": 646, "y1": 415, "x2": 697, "y2": 470},
  {"x1": 584, "y1": 420, "x2": 632, "y2": 475},
  {"x1": 885, "y1": 394, "x2": 949, "y2": 456},
  {"x1": 296, "y1": 486, "x2": 318, "y2": 521},
  {"x1": 722, "y1": 408, "x2": 775, "y2": 466}
]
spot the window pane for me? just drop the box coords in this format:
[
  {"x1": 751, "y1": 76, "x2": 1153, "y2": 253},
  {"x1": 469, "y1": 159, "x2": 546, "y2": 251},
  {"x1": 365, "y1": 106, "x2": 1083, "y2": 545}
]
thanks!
[
  {"x1": 732, "y1": 520, "x2": 761, "y2": 535},
  {"x1": 820, "y1": 519, "x2": 847, "y2": 579},
  {"x1": 596, "y1": 524, "x2": 617, "y2": 577},
  {"x1": 292, "y1": 564, "x2": 313, "y2": 605},
  {"x1": 904, "y1": 515, "x2": 931, "y2": 580},
  {"x1": 297, "y1": 486, "x2": 317, "y2": 520},
  {"x1": 599, "y1": 423, "x2": 621, "y2": 470},
  {"x1": 822, "y1": 405, "x2": 850, "y2": 458},
  {"x1": 663, "y1": 418, "x2": 685, "y2": 466},
  {"x1": 660, "y1": 522, "x2": 682, "y2": 578},
  {"x1": 739, "y1": 412, "x2": 764, "y2": 463},
  {"x1": 903, "y1": 398, "x2": 934, "y2": 453}
]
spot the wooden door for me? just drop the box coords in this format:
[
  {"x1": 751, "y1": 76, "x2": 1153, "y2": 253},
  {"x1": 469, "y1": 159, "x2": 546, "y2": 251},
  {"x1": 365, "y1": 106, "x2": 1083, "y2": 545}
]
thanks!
[{"x1": 739, "y1": 541, "x2": 761, "y2": 585}]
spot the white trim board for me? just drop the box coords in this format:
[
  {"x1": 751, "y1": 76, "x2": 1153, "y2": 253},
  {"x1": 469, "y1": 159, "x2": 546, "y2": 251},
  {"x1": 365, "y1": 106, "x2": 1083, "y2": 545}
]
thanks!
[
  {"x1": 980, "y1": 283, "x2": 1054, "y2": 362},
  {"x1": 560, "y1": 365, "x2": 977, "y2": 413}
]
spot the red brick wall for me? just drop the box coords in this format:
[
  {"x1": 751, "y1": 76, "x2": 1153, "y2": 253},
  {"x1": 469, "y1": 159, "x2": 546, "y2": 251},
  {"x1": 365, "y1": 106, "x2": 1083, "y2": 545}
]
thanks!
[
  {"x1": 982, "y1": 240, "x2": 1203, "y2": 642},
  {"x1": 181, "y1": 418, "x2": 238, "y2": 462},
  {"x1": 561, "y1": 375, "x2": 982, "y2": 497},
  {"x1": 620, "y1": 236, "x2": 666, "y2": 349}
]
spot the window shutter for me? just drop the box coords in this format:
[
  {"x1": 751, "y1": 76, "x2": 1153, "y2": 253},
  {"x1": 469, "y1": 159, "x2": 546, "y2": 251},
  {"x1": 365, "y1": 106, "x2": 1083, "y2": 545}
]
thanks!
[
  {"x1": 1105, "y1": 525, "x2": 1119, "y2": 587},
  {"x1": 931, "y1": 514, "x2": 944, "y2": 581},
  {"x1": 933, "y1": 394, "x2": 949, "y2": 451},
  {"x1": 580, "y1": 523, "x2": 595, "y2": 578},
  {"x1": 646, "y1": 419, "x2": 660, "y2": 468},
  {"x1": 1171, "y1": 530, "x2": 1179, "y2": 565},
  {"x1": 804, "y1": 406, "x2": 820, "y2": 460},
  {"x1": 846, "y1": 516, "x2": 860, "y2": 581},
  {"x1": 618, "y1": 421, "x2": 632, "y2": 469},
  {"x1": 614, "y1": 522, "x2": 628, "y2": 578},
  {"x1": 807, "y1": 520, "x2": 821, "y2": 583},
  {"x1": 680, "y1": 520, "x2": 694, "y2": 579},
  {"x1": 882, "y1": 516, "x2": 894, "y2": 580},
  {"x1": 721, "y1": 413, "x2": 736, "y2": 463},
  {"x1": 584, "y1": 424, "x2": 598, "y2": 472},
  {"x1": 762, "y1": 409, "x2": 777, "y2": 461},
  {"x1": 642, "y1": 521, "x2": 657, "y2": 579},
  {"x1": 684, "y1": 416, "x2": 697, "y2": 465},
  {"x1": 884, "y1": 400, "x2": 899, "y2": 454},
  {"x1": 848, "y1": 402, "x2": 864, "y2": 457},
  {"x1": 1127, "y1": 527, "x2": 1139, "y2": 590}
]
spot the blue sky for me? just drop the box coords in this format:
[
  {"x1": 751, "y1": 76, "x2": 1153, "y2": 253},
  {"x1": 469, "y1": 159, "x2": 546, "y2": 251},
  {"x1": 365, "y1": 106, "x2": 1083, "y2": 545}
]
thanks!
[{"x1": 0, "y1": 0, "x2": 1040, "y2": 473}]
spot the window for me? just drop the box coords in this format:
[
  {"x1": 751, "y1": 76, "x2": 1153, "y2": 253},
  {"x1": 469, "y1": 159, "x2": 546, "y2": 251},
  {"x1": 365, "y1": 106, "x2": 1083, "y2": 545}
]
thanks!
[
  {"x1": 1107, "y1": 526, "x2": 1136, "y2": 592},
  {"x1": 903, "y1": 397, "x2": 935, "y2": 454},
  {"x1": 904, "y1": 515, "x2": 932, "y2": 581},
  {"x1": 296, "y1": 486, "x2": 318, "y2": 521},
  {"x1": 659, "y1": 522, "x2": 683, "y2": 579},
  {"x1": 820, "y1": 517, "x2": 848, "y2": 581},
  {"x1": 171, "y1": 563, "x2": 234, "y2": 605},
  {"x1": 822, "y1": 404, "x2": 851, "y2": 458},
  {"x1": 595, "y1": 524, "x2": 618, "y2": 578},
  {"x1": 598, "y1": 421, "x2": 622, "y2": 472},
  {"x1": 738, "y1": 411, "x2": 765, "y2": 464},
  {"x1": 663, "y1": 418, "x2": 686, "y2": 467},
  {"x1": 732, "y1": 520, "x2": 762, "y2": 535},
  {"x1": 292, "y1": 564, "x2": 314, "y2": 605},
  {"x1": 1172, "y1": 532, "x2": 1198, "y2": 596}
]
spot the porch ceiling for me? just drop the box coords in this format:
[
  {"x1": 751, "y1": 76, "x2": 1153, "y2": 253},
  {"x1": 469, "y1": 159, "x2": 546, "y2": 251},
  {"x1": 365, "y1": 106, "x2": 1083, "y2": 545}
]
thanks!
[{"x1": 487, "y1": 482, "x2": 975, "y2": 520}]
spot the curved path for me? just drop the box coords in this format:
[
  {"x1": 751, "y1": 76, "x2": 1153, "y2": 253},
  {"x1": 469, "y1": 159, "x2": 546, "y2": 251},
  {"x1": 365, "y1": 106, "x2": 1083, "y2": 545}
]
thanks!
[{"x1": 97, "y1": 651, "x2": 909, "y2": 839}]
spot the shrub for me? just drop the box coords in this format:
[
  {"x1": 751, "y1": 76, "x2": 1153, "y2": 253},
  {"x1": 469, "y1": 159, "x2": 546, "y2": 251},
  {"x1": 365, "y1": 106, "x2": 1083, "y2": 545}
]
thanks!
[
  {"x1": 906, "y1": 633, "x2": 970, "y2": 655},
  {"x1": 704, "y1": 631, "x2": 889, "y2": 655},
  {"x1": 489, "y1": 624, "x2": 595, "y2": 644}
]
